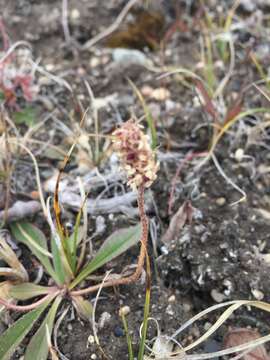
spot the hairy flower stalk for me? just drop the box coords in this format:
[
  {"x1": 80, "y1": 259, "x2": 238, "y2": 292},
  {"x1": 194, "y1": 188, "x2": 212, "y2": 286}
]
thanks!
[{"x1": 71, "y1": 119, "x2": 158, "y2": 296}]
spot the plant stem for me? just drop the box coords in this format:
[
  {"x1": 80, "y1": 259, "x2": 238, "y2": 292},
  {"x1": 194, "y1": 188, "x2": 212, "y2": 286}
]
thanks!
[
  {"x1": 70, "y1": 185, "x2": 148, "y2": 296},
  {"x1": 121, "y1": 312, "x2": 134, "y2": 360},
  {"x1": 0, "y1": 290, "x2": 60, "y2": 312},
  {"x1": 138, "y1": 252, "x2": 151, "y2": 360}
]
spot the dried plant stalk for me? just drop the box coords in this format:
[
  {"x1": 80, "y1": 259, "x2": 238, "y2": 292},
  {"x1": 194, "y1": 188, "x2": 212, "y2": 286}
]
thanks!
[{"x1": 71, "y1": 119, "x2": 159, "y2": 296}]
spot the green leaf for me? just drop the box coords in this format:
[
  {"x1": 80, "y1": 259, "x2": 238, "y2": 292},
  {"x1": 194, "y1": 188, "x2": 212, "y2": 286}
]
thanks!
[
  {"x1": 24, "y1": 296, "x2": 62, "y2": 360},
  {"x1": 70, "y1": 224, "x2": 141, "y2": 289},
  {"x1": 14, "y1": 107, "x2": 36, "y2": 127},
  {"x1": 72, "y1": 295, "x2": 93, "y2": 321},
  {"x1": 51, "y1": 235, "x2": 66, "y2": 285},
  {"x1": 10, "y1": 283, "x2": 54, "y2": 301},
  {"x1": 10, "y1": 222, "x2": 58, "y2": 284},
  {"x1": 68, "y1": 210, "x2": 83, "y2": 272},
  {"x1": 0, "y1": 298, "x2": 51, "y2": 360}
]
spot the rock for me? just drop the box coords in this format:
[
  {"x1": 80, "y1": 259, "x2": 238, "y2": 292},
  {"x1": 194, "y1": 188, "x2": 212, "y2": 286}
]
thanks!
[
  {"x1": 235, "y1": 148, "x2": 244, "y2": 162},
  {"x1": 112, "y1": 48, "x2": 148, "y2": 66},
  {"x1": 89, "y1": 57, "x2": 100, "y2": 68},
  {"x1": 239, "y1": 0, "x2": 270, "y2": 12},
  {"x1": 211, "y1": 289, "x2": 225, "y2": 303},
  {"x1": 70, "y1": 8, "x2": 80, "y2": 22},
  {"x1": 168, "y1": 295, "x2": 176, "y2": 303},
  {"x1": 251, "y1": 288, "x2": 264, "y2": 300},
  {"x1": 98, "y1": 312, "x2": 111, "y2": 329},
  {"x1": 141, "y1": 85, "x2": 154, "y2": 97},
  {"x1": 216, "y1": 197, "x2": 226, "y2": 206},
  {"x1": 150, "y1": 87, "x2": 171, "y2": 101},
  {"x1": 239, "y1": 0, "x2": 256, "y2": 12},
  {"x1": 88, "y1": 335, "x2": 95, "y2": 344},
  {"x1": 114, "y1": 325, "x2": 124, "y2": 337},
  {"x1": 95, "y1": 216, "x2": 106, "y2": 235}
]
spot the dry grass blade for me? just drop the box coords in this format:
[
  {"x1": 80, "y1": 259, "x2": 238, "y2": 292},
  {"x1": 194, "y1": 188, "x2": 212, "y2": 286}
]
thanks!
[
  {"x1": 0, "y1": 41, "x2": 31, "y2": 64},
  {"x1": 0, "y1": 233, "x2": 28, "y2": 282},
  {"x1": 253, "y1": 84, "x2": 270, "y2": 103},
  {"x1": 194, "y1": 79, "x2": 218, "y2": 122},
  {"x1": 211, "y1": 153, "x2": 246, "y2": 205},
  {"x1": 161, "y1": 201, "x2": 193, "y2": 244},
  {"x1": 53, "y1": 142, "x2": 77, "y2": 246},
  {"x1": 82, "y1": 0, "x2": 139, "y2": 50},
  {"x1": 168, "y1": 300, "x2": 270, "y2": 360},
  {"x1": 213, "y1": 32, "x2": 235, "y2": 98},
  {"x1": 53, "y1": 306, "x2": 70, "y2": 360},
  {"x1": 8, "y1": 139, "x2": 48, "y2": 220}
]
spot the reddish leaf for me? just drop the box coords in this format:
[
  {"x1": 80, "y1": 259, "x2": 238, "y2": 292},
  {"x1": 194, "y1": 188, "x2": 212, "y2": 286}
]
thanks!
[
  {"x1": 162, "y1": 201, "x2": 193, "y2": 244},
  {"x1": 224, "y1": 93, "x2": 243, "y2": 125},
  {"x1": 193, "y1": 79, "x2": 218, "y2": 122},
  {"x1": 223, "y1": 328, "x2": 270, "y2": 360}
]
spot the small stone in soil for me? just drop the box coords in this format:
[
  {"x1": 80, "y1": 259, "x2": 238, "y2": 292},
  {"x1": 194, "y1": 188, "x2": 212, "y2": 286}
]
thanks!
[
  {"x1": 114, "y1": 325, "x2": 124, "y2": 337},
  {"x1": 88, "y1": 335, "x2": 95, "y2": 344},
  {"x1": 216, "y1": 197, "x2": 226, "y2": 206},
  {"x1": 211, "y1": 289, "x2": 225, "y2": 303}
]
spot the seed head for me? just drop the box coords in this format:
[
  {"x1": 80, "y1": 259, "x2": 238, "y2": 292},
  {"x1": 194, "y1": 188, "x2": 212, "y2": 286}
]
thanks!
[{"x1": 112, "y1": 119, "x2": 159, "y2": 190}]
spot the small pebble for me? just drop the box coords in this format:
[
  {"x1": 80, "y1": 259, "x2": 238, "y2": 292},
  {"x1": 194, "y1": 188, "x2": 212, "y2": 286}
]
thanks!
[
  {"x1": 216, "y1": 197, "x2": 226, "y2": 206},
  {"x1": 89, "y1": 57, "x2": 100, "y2": 68},
  {"x1": 150, "y1": 87, "x2": 171, "y2": 101},
  {"x1": 204, "y1": 322, "x2": 212, "y2": 331},
  {"x1": 166, "y1": 304, "x2": 174, "y2": 316},
  {"x1": 70, "y1": 8, "x2": 80, "y2": 21},
  {"x1": 99, "y1": 312, "x2": 111, "y2": 329},
  {"x1": 182, "y1": 302, "x2": 192, "y2": 313},
  {"x1": 88, "y1": 335, "x2": 95, "y2": 344},
  {"x1": 141, "y1": 85, "x2": 154, "y2": 97},
  {"x1": 235, "y1": 148, "x2": 244, "y2": 162},
  {"x1": 114, "y1": 325, "x2": 124, "y2": 337},
  {"x1": 168, "y1": 295, "x2": 176, "y2": 303},
  {"x1": 91, "y1": 354, "x2": 97, "y2": 360},
  {"x1": 211, "y1": 289, "x2": 225, "y2": 303},
  {"x1": 251, "y1": 288, "x2": 264, "y2": 300}
]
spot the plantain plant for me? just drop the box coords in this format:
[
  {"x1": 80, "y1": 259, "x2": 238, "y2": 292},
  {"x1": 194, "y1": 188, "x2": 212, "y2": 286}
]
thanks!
[{"x1": 0, "y1": 118, "x2": 158, "y2": 359}]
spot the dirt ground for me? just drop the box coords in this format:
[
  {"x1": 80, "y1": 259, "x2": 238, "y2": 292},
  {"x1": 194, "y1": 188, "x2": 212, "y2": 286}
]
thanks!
[{"x1": 1, "y1": 0, "x2": 270, "y2": 359}]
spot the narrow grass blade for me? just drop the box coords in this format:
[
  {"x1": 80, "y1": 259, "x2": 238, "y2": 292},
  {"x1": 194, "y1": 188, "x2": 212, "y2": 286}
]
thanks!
[
  {"x1": 120, "y1": 310, "x2": 134, "y2": 360},
  {"x1": 24, "y1": 296, "x2": 62, "y2": 360},
  {"x1": 10, "y1": 283, "x2": 54, "y2": 301},
  {"x1": 69, "y1": 224, "x2": 142, "y2": 289},
  {"x1": 0, "y1": 235, "x2": 28, "y2": 282},
  {"x1": 51, "y1": 235, "x2": 66, "y2": 285},
  {"x1": 0, "y1": 297, "x2": 52, "y2": 360},
  {"x1": 72, "y1": 295, "x2": 93, "y2": 321},
  {"x1": 10, "y1": 222, "x2": 58, "y2": 283},
  {"x1": 210, "y1": 108, "x2": 270, "y2": 152},
  {"x1": 128, "y1": 79, "x2": 157, "y2": 149}
]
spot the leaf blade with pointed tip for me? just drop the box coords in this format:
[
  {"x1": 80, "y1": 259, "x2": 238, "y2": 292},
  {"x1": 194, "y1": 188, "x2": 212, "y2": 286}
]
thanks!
[
  {"x1": 10, "y1": 283, "x2": 54, "y2": 301},
  {"x1": 70, "y1": 224, "x2": 141, "y2": 289},
  {"x1": 0, "y1": 297, "x2": 52, "y2": 360},
  {"x1": 24, "y1": 296, "x2": 62, "y2": 360},
  {"x1": 10, "y1": 222, "x2": 59, "y2": 284}
]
